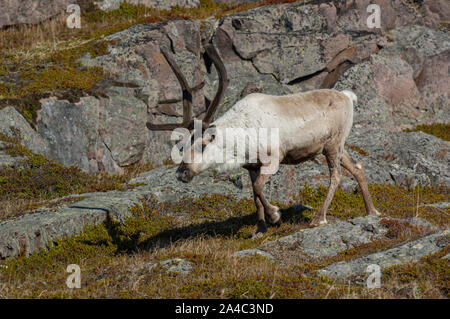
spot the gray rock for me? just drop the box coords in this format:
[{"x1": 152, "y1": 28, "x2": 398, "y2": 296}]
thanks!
[
  {"x1": 0, "y1": 189, "x2": 141, "y2": 258},
  {"x1": 217, "y1": 2, "x2": 344, "y2": 83},
  {"x1": 128, "y1": 165, "x2": 254, "y2": 202},
  {"x1": 94, "y1": 0, "x2": 123, "y2": 11},
  {"x1": 0, "y1": 0, "x2": 73, "y2": 27},
  {"x1": 37, "y1": 91, "x2": 149, "y2": 173},
  {"x1": 336, "y1": 0, "x2": 423, "y2": 33},
  {"x1": 318, "y1": 230, "x2": 449, "y2": 281},
  {"x1": 232, "y1": 249, "x2": 275, "y2": 261},
  {"x1": 231, "y1": 215, "x2": 445, "y2": 275},
  {"x1": 37, "y1": 97, "x2": 124, "y2": 174},
  {"x1": 422, "y1": 202, "x2": 450, "y2": 209},
  {"x1": 334, "y1": 25, "x2": 450, "y2": 130},
  {"x1": 148, "y1": 258, "x2": 194, "y2": 274},
  {"x1": 0, "y1": 106, "x2": 50, "y2": 157},
  {"x1": 266, "y1": 215, "x2": 389, "y2": 259},
  {"x1": 365, "y1": 131, "x2": 449, "y2": 187}
]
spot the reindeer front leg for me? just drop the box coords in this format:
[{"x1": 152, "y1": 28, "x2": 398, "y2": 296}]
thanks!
[
  {"x1": 249, "y1": 169, "x2": 267, "y2": 237},
  {"x1": 248, "y1": 168, "x2": 281, "y2": 238},
  {"x1": 310, "y1": 150, "x2": 342, "y2": 227}
]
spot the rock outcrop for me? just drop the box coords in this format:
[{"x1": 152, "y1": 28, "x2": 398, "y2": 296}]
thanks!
[
  {"x1": 0, "y1": 106, "x2": 50, "y2": 157},
  {"x1": 317, "y1": 230, "x2": 449, "y2": 281},
  {"x1": 0, "y1": 0, "x2": 73, "y2": 28},
  {"x1": 232, "y1": 214, "x2": 448, "y2": 283},
  {"x1": 17, "y1": 1, "x2": 446, "y2": 181}
]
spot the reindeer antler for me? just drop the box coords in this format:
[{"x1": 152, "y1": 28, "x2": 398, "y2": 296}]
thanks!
[
  {"x1": 146, "y1": 43, "x2": 229, "y2": 131},
  {"x1": 202, "y1": 44, "x2": 229, "y2": 127}
]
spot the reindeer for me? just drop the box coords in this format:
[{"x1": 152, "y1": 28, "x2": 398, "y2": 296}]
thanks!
[{"x1": 147, "y1": 42, "x2": 380, "y2": 237}]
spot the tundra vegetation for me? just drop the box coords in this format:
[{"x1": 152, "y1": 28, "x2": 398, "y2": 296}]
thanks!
[
  {"x1": 0, "y1": 174, "x2": 448, "y2": 298},
  {"x1": 0, "y1": 0, "x2": 449, "y2": 299}
]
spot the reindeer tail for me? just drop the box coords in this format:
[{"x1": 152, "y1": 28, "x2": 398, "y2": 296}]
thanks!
[{"x1": 341, "y1": 90, "x2": 357, "y2": 106}]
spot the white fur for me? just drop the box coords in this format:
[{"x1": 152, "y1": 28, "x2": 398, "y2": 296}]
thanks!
[
  {"x1": 341, "y1": 90, "x2": 357, "y2": 106},
  {"x1": 189, "y1": 89, "x2": 355, "y2": 174}
]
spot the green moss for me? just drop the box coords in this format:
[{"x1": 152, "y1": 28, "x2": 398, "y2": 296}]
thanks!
[
  {"x1": 294, "y1": 183, "x2": 449, "y2": 227},
  {"x1": 21, "y1": 65, "x2": 104, "y2": 94},
  {"x1": 345, "y1": 143, "x2": 370, "y2": 156},
  {"x1": 112, "y1": 201, "x2": 177, "y2": 252},
  {"x1": 406, "y1": 123, "x2": 450, "y2": 142},
  {"x1": 0, "y1": 39, "x2": 109, "y2": 124},
  {"x1": 0, "y1": 81, "x2": 14, "y2": 98},
  {"x1": 85, "y1": 1, "x2": 153, "y2": 23}
]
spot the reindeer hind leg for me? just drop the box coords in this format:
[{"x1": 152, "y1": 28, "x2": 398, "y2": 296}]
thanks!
[
  {"x1": 341, "y1": 150, "x2": 380, "y2": 216},
  {"x1": 251, "y1": 168, "x2": 280, "y2": 225}
]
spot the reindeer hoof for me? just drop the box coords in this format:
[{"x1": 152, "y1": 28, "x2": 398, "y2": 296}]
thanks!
[
  {"x1": 252, "y1": 220, "x2": 267, "y2": 239},
  {"x1": 309, "y1": 217, "x2": 327, "y2": 228},
  {"x1": 268, "y1": 208, "x2": 281, "y2": 225},
  {"x1": 369, "y1": 209, "x2": 381, "y2": 217}
]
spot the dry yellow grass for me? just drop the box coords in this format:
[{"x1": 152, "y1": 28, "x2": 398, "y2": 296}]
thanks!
[{"x1": 0, "y1": 0, "x2": 306, "y2": 60}]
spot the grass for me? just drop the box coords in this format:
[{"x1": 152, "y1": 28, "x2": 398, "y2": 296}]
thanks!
[
  {"x1": 0, "y1": 38, "x2": 109, "y2": 123},
  {"x1": 292, "y1": 183, "x2": 449, "y2": 228},
  {"x1": 0, "y1": 181, "x2": 448, "y2": 298},
  {"x1": 406, "y1": 123, "x2": 450, "y2": 142},
  {"x1": 0, "y1": 132, "x2": 153, "y2": 221}
]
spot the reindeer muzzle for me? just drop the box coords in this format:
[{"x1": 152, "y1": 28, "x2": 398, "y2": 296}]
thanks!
[{"x1": 176, "y1": 166, "x2": 194, "y2": 183}]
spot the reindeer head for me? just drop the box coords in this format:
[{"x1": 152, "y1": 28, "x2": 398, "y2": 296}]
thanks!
[
  {"x1": 175, "y1": 124, "x2": 221, "y2": 183},
  {"x1": 146, "y1": 43, "x2": 229, "y2": 183}
]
